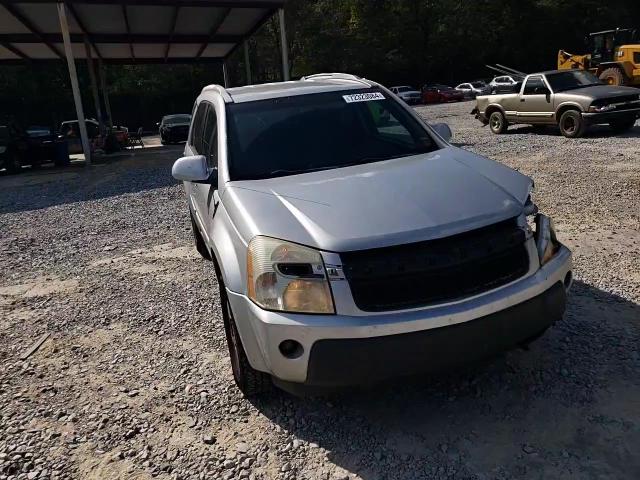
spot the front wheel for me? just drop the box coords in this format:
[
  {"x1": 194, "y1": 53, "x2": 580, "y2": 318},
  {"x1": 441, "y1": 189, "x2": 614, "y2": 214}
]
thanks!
[
  {"x1": 4, "y1": 152, "x2": 22, "y2": 174},
  {"x1": 599, "y1": 67, "x2": 626, "y2": 86},
  {"x1": 558, "y1": 110, "x2": 586, "y2": 138},
  {"x1": 489, "y1": 111, "x2": 508, "y2": 134},
  {"x1": 610, "y1": 118, "x2": 636, "y2": 133},
  {"x1": 220, "y1": 286, "x2": 272, "y2": 397},
  {"x1": 190, "y1": 210, "x2": 211, "y2": 261}
]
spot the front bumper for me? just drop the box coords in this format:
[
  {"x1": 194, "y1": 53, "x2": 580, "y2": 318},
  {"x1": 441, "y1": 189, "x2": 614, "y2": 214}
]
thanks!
[
  {"x1": 226, "y1": 245, "x2": 572, "y2": 386},
  {"x1": 583, "y1": 108, "x2": 640, "y2": 125}
]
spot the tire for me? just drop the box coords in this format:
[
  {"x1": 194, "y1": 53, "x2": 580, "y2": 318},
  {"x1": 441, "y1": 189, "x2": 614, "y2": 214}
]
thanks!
[
  {"x1": 54, "y1": 157, "x2": 71, "y2": 167},
  {"x1": 190, "y1": 210, "x2": 212, "y2": 261},
  {"x1": 599, "y1": 67, "x2": 626, "y2": 86},
  {"x1": 4, "y1": 152, "x2": 22, "y2": 174},
  {"x1": 218, "y1": 275, "x2": 272, "y2": 397},
  {"x1": 489, "y1": 111, "x2": 508, "y2": 134},
  {"x1": 558, "y1": 109, "x2": 586, "y2": 138},
  {"x1": 610, "y1": 118, "x2": 636, "y2": 133}
]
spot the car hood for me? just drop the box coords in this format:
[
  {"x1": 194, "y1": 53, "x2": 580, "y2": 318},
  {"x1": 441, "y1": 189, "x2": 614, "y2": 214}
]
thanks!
[
  {"x1": 223, "y1": 147, "x2": 532, "y2": 252},
  {"x1": 560, "y1": 84, "x2": 640, "y2": 99}
]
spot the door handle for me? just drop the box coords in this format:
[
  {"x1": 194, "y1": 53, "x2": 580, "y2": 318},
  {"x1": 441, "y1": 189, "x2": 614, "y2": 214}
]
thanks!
[{"x1": 520, "y1": 98, "x2": 526, "y2": 102}]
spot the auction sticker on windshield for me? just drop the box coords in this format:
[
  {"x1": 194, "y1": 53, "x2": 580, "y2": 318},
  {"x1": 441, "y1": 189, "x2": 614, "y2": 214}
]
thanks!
[{"x1": 343, "y1": 92, "x2": 385, "y2": 103}]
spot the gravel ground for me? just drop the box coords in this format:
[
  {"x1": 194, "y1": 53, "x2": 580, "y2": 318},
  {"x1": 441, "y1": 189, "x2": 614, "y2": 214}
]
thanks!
[{"x1": 1, "y1": 105, "x2": 639, "y2": 480}]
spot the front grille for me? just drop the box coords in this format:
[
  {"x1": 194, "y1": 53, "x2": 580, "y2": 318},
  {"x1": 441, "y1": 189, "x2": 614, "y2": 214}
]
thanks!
[
  {"x1": 593, "y1": 95, "x2": 640, "y2": 111},
  {"x1": 340, "y1": 218, "x2": 530, "y2": 312}
]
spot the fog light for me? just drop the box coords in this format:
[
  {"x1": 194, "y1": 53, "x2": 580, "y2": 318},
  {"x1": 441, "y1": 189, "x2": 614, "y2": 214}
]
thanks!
[{"x1": 279, "y1": 340, "x2": 304, "y2": 359}]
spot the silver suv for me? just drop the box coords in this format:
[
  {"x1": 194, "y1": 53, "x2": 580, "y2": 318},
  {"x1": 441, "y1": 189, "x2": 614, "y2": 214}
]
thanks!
[{"x1": 172, "y1": 73, "x2": 573, "y2": 396}]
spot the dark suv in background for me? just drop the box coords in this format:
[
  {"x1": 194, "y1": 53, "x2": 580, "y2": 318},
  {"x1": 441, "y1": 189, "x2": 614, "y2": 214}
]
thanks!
[
  {"x1": 159, "y1": 114, "x2": 192, "y2": 144},
  {"x1": 0, "y1": 118, "x2": 67, "y2": 174}
]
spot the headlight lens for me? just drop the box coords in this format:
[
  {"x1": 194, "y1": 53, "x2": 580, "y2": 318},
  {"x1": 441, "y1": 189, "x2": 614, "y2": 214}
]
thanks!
[
  {"x1": 247, "y1": 236, "x2": 334, "y2": 314},
  {"x1": 588, "y1": 104, "x2": 615, "y2": 113},
  {"x1": 535, "y1": 214, "x2": 560, "y2": 266}
]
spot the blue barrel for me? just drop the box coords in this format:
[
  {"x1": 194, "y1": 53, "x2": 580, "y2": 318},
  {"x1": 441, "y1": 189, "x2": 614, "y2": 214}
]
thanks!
[{"x1": 53, "y1": 140, "x2": 70, "y2": 166}]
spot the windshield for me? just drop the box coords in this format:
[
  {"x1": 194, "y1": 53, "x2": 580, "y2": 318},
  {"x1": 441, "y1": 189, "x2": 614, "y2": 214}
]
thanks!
[
  {"x1": 396, "y1": 86, "x2": 412, "y2": 92},
  {"x1": 226, "y1": 89, "x2": 439, "y2": 181},
  {"x1": 546, "y1": 71, "x2": 603, "y2": 92},
  {"x1": 471, "y1": 82, "x2": 486, "y2": 88},
  {"x1": 163, "y1": 115, "x2": 191, "y2": 125}
]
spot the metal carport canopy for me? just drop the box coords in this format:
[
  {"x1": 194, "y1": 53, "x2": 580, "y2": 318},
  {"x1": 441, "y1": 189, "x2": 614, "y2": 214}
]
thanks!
[
  {"x1": 0, "y1": 0, "x2": 286, "y2": 64},
  {"x1": 0, "y1": 0, "x2": 289, "y2": 165}
]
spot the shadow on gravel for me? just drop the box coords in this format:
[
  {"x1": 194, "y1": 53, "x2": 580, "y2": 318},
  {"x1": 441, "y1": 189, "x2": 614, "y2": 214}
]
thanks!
[
  {"x1": 506, "y1": 124, "x2": 640, "y2": 139},
  {"x1": 0, "y1": 145, "x2": 182, "y2": 214},
  {"x1": 252, "y1": 280, "x2": 640, "y2": 479}
]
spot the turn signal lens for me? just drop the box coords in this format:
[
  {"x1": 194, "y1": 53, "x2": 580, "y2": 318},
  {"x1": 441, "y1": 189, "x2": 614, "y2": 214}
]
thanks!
[
  {"x1": 535, "y1": 214, "x2": 560, "y2": 266},
  {"x1": 283, "y1": 280, "x2": 334, "y2": 313},
  {"x1": 247, "y1": 236, "x2": 335, "y2": 314}
]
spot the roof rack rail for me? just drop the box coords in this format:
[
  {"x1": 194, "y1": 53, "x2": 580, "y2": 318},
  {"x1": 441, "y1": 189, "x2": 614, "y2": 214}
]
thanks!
[
  {"x1": 301, "y1": 73, "x2": 372, "y2": 86},
  {"x1": 202, "y1": 84, "x2": 233, "y2": 102}
]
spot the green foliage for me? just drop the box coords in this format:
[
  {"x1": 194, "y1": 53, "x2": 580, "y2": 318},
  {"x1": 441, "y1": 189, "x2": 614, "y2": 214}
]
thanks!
[{"x1": 1, "y1": 0, "x2": 638, "y2": 128}]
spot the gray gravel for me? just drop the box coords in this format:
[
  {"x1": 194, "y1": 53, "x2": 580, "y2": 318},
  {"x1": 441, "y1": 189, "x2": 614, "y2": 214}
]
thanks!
[{"x1": 1, "y1": 105, "x2": 639, "y2": 480}]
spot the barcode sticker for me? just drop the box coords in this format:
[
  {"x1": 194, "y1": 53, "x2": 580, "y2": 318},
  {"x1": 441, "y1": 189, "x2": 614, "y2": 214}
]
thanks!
[{"x1": 342, "y1": 92, "x2": 385, "y2": 103}]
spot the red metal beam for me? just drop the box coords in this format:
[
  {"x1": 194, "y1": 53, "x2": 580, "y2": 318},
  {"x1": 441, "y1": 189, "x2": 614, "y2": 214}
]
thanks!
[
  {"x1": 164, "y1": 5, "x2": 179, "y2": 61},
  {"x1": 64, "y1": 0, "x2": 102, "y2": 59},
  {"x1": 121, "y1": 4, "x2": 135, "y2": 61},
  {"x1": 196, "y1": 7, "x2": 231, "y2": 58},
  {"x1": 0, "y1": 41, "x2": 30, "y2": 61},
  {"x1": 0, "y1": 0, "x2": 63, "y2": 58},
  {"x1": 0, "y1": 33, "x2": 243, "y2": 44},
  {"x1": 13, "y1": 1, "x2": 284, "y2": 7}
]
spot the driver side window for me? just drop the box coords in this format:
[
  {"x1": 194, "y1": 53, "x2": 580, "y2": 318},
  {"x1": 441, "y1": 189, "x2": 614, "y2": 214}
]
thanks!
[{"x1": 523, "y1": 76, "x2": 549, "y2": 95}]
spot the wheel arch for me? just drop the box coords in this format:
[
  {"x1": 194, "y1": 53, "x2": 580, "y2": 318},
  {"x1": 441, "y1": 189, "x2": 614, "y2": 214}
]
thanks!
[
  {"x1": 485, "y1": 104, "x2": 506, "y2": 118},
  {"x1": 555, "y1": 103, "x2": 583, "y2": 123}
]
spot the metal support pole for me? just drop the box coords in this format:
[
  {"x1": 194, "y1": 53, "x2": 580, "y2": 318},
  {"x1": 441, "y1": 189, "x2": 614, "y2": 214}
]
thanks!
[
  {"x1": 222, "y1": 61, "x2": 229, "y2": 88},
  {"x1": 278, "y1": 8, "x2": 290, "y2": 81},
  {"x1": 58, "y1": 2, "x2": 91, "y2": 164},
  {"x1": 98, "y1": 60, "x2": 113, "y2": 128},
  {"x1": 84, "y1": 37, "x2": 104, "y2": 137},
  {"x1": 243, "y1": 41, "x2": 252, "y2": 85}
]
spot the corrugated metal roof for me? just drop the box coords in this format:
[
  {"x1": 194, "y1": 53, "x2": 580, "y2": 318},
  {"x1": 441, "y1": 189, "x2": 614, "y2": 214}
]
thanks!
[{"x1": 0, "y1": 0, "x2": 285, "y2": 63}]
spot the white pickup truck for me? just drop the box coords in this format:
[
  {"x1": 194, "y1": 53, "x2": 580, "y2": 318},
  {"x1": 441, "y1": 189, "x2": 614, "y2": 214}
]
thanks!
[{"x1": 473, "y1": 69, "x2": 640, "y2": 138}]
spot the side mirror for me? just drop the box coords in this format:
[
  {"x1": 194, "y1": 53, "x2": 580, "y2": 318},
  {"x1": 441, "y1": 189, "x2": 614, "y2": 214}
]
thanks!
[
  {"x1": 431, "y1": 123, "x2": 452, "y2": 142},
  {"x1": 172, "y1": 155, "x2": 210, "y2": 182}
]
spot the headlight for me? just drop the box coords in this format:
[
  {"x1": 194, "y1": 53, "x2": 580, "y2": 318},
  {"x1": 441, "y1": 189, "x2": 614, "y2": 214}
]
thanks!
[
  {"x1": 535, "y1": 214, "x2": 560, "y2": 266},
  {"x1": 588, "y1": 104, "x2": 615, "y2": 113},
  {"x1": 247, "y1": 236, "x2": 335, "y2": 314}
]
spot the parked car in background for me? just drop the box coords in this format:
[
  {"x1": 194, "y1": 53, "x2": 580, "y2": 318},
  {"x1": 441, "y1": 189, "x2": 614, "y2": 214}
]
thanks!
[
  {"x1": 159, "y1": 114, "x2": 192, "y2": 144},
  {"x1": 172, "y1": 73, "x2": 572, "y2": 396},
  {"x1": 489, "y1": 75, "x2": 524, "y2": 93},
  {"x1": 2, "y1": 117, "x2": 67, "y2": 173},
  {"x1": 59, "y1": 119, "x2": 100, "y2": 154},
  {"x1": 422, "y1": 84, "x2": 465, "y2": 103},
  {"x1": 26, "y1": 125, "x2": 52, "y2": 137},
  {"x1": 455, "y1": 81, "x2": 491, "y2": 99},
  {"x1": 473, "y1": 70, "x2": 640, "y2": 138},
  {"x1": 390, "y1": 85, "x2": 422, "y2": 104}
]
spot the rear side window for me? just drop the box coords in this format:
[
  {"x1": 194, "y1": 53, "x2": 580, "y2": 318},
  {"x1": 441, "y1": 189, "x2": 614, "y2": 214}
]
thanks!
[{"x1": 190, "y1": 102, "x2": 208, "y2": 154}]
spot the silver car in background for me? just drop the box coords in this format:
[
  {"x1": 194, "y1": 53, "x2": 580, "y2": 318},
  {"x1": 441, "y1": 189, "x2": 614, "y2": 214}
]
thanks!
[
  {"x1": 456, "y1": 81, "x2": 491, "y2": 99},
  {"x1": 390, "y1": 85, "x2": 422, "y2": 104},
  {"x1": 172, "y1": 73, "x2": 572, "y2": 396}
]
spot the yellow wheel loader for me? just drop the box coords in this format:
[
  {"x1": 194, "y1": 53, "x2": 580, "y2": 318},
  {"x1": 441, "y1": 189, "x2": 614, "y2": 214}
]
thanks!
[{"x1": 558, "y1": 28, "x2": 640, "y2": 86}]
